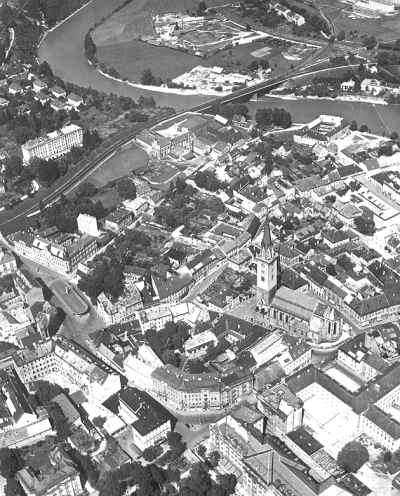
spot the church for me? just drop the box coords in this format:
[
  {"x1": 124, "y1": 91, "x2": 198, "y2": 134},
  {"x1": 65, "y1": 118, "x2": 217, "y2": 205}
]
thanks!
[{"x1": 255, "y1": 219, "x2": 343, "y2": 344}]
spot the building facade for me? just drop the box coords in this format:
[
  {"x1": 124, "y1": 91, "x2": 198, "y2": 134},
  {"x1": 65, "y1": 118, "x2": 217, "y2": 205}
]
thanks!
[{"x1": 21, "y1": 124, "x2": 83, "y2": 164}]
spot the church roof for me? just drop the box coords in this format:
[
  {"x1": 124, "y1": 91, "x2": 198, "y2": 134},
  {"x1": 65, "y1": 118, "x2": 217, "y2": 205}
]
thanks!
[{"x1": 271, "y1": 286, "x2": 318, "y2": 322}]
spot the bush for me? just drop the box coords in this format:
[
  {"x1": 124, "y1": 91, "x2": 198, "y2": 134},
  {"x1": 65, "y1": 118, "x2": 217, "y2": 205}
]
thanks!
[
  {"x1": 337, "y1": 441, "x2": 369, "y2": 472},
  {"x1": 142, "y1": 445, "x2": 163, "y2": 461}
]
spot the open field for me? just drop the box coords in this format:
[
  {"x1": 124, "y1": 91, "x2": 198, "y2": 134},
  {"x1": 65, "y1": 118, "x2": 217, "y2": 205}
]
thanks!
[
  {"x1": 94, "y1": 0, "x2": 315, "y2": 83},
  {"x1": 93, "y1": 0, "x2": 229, "y2": 46},
  {"x1": 97, "y1": 36, "x2": 307, "y2": 82},
  {"x1": 316, "y1": 0, "x2": 400, "y2": 41},
  {"x1": 88, "y1": 143, "x2": 148, "y2": 187},
  {"x1": 97, "y1": 40, "x2": 200, "y2": 81}
]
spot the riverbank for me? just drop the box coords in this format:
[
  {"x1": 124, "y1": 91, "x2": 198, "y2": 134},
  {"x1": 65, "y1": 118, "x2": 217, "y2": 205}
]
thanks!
[
  {"x1": 38, "y1": 0, "x2": 213, "y2": 110},
  {"x1": 96, "y1": 66, "x2": 232, "y2": 97},
  {"x1": 266, "y1": 93, "x2": 389, "y2": 106},
  {"x1": 38, "y1": 0, "x2": 400, "y2": 129},
  {"x1": 247, "y1": 96, "x2": 400, "y2": 134}
]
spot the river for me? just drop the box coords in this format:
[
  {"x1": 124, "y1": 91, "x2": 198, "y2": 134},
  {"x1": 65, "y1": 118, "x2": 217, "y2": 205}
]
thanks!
[
  {"x1": 38, "y1": 0, "x2": 400, "y2": 131},
  {"x1": 38, "y1": 0, "x2": 211, "y2": 110}
]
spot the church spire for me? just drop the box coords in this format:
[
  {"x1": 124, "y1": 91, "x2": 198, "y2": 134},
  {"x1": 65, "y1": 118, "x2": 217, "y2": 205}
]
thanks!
[{"x1": 261, "y1": 217, "x2": 272, "y2": 253}]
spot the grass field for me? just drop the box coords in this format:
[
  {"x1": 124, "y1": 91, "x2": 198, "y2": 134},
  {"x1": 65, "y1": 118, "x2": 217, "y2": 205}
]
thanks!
[
  {"x1": 93, "y1": 0, "x2": 229, "y2": 46},
  {"x1": 89, "y1": 143, "x2": 148, "y2": 187},
  {"x1": 316, "y1": 0, "x2": 400, "y2": 41},
  {"x1": 97, "y1": 37, "x2": 302, "y2": 82}
]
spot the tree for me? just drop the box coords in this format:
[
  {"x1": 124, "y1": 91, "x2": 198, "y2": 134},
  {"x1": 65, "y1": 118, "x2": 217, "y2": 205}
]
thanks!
[
  {"x1": 85, "y1": 32, "x2": 97, "y2": 62},
  {"x1": 207, "y1": 451, "x2": 220, "y2": 468},
  {"x1": 34, "y1": 158, "x2": 60, "y2": 186},
  {"x1": 337, "y1": 441, "x2": 369, "y2": 472},
  {"x1": 117, "y1": 178, "x2": 136, "y2": 200},
  {"x1": 92, "y1": 416, "x2": 106, "y2": 428},
  {"x1": 326, "y1": 264, "x2": 337, "y2": 276},
  {"x1": 198, "y1": 1, "x2": 207, "y2": 14},
  {"x1": 4, "y1": 155, "x2": 23, "y2": 179},
  {"x1": 47, "y1": 402, "x2": 71, "y2": 441},
  {"x1": 14, "y1": 126, "x2": 35, "y2": 145},
  {"x1": 141, "y1": 69, "x2": 156, "y2": 86},
  {"x1": 354, "y1": 214, "x2": 376, "y2": 235},
  {"x1": 255, "y1": 108, "x2": 272, "y2": 127},
  {"x1": 336, "y1": 30, "x2": 345, "y2": 41},
  {"x1": 197, "y1": 444, "x2": 207, "y2": 458},
  {"x1": 4, "y1": 478, "x2": 25, "y2": 496},
  {"x1": 0, "y1": 448, "x2": 22, "y2": 479},
  {"x1": 33, "y1": 380, "x2": 64, "y2": 404},
  {"x1": 217, "y1": 474, "x2": 237, "y2": 495},
  {"x1": 142, "y1": 445, "x2": 163, "y2": 462},
  {"x1": 96, "y1": 471, "x2": 121, "y2": 496},
  {"x1": 350, "y1": 120, "x2": 358, "y2": 131}
]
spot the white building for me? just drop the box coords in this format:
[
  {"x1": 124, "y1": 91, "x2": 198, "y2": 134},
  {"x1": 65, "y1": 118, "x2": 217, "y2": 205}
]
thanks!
[
  {"x1": 9, "y1": 231, "x2": 97, "y2": 274},
  {"x1": 360, "y1": 78, "x2": 383, "y2": 96},
  {"x1": 14, "y1": 337, "x2": 121, "y2": 404},
  {"x1": 0, "y1": 368, "x2": 53, "y2": 448},
  {"x1": 184, "y1": 330, "x2": 218, "y2": 358},
  {"x1": 21, "y1": 124, "x2": 83, "y2": 164},
  {"x1": 0, "y1": 248, "x2": 17, "y2": 275},
  {"x1": 124, "y1": 344, "x2": 164, "y2": 390},
  {"x1": 77, "y1": 213, "x2": 101, "y2": 237}
]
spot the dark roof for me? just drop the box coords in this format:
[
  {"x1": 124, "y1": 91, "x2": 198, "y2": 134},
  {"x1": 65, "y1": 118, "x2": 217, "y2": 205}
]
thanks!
[
  {"x1": 280, "y1": 268, "x2": 307, "y2": 291},
  {"x1": 364, "y1": 405, "x2": 400, "y2": 439},
  {"x1": 261, "y1": 218, "x2": 272, "y2": 251},
  {"x1": 104, "y1": 387, "x2": 174, "y2": 436},
  {"x1": 287, "y1": 428, "x2": 323, "y2": 456}
]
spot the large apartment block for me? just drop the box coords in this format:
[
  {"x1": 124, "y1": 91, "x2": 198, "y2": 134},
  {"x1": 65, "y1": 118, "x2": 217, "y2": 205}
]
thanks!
[
  {"x1": 9, "y1": 230, "x2": 97, "y2": 274},
  {"x1": 21, "y1": 123, "x2": 83, "y2": 164}
]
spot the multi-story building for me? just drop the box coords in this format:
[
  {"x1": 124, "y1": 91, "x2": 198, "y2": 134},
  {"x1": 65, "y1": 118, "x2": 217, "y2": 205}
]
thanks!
[
  {"x1": 21, "y1": 124, "x2": 83, "y2": 164},
  {"x1": 103, "y1": 387, "x2": 173, "y2": 451},
  {"x1": 293, "y1": 115, "x2": 349, "y2": 147},
  {"x1": 14, "y1": 337, "x2": 121, "y2": 404},
  {"x1": 0, "y1": 248, "x2": 17, "y2": 275},
  {"x1": 256, "y1": 384, "x2": 304, "y2": 436},
  {"x1": 0, "y1": 368, "x2": 52, "y2": 448},
  {"x1": 9, "y1": 231, "x2": 97, "y2": 274},
  {"x1": 17, "y1": 446, "x2": 83, "y2": 496},
  {"x1": 77, "y1": 213, "x2": 101, "y2": 237},
  {"x1": 209, "y1": 412, "x2": 347, "y2": 496},
  {"x1": 150, "y1": 364, "x2": 252, "y2": 411},
  {"x1": 104, "y1": 207, "x2": 133, "y2": 234},
  {"x1": 96, "y1": 288, "x2": 143, "y2": 325}
]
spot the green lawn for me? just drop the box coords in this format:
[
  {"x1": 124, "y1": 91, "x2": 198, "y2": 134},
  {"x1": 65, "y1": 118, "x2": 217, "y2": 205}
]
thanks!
[
  {"x1": 316, "y1": 0, "x2": 400, "y2": 41},
  {"x1": 97, "y1": 37, "x2": 302, "y2": 82},
  {"x1": 88, "y1": 143, "x2": 148, "y2": 187}
]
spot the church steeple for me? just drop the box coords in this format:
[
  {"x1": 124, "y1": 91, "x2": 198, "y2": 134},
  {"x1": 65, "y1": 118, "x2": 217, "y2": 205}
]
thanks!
[
  {"x1": 256, "y1": 216, "x2": 278, "y2": 306},
  {"x1": 261, "y1": 218, "x2": 272, "y2": 252}
]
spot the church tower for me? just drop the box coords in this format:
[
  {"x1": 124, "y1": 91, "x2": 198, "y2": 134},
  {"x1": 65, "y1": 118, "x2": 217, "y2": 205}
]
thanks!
[{"x1": 256, "y1": 218, "x2": 278, "y2": 306}]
